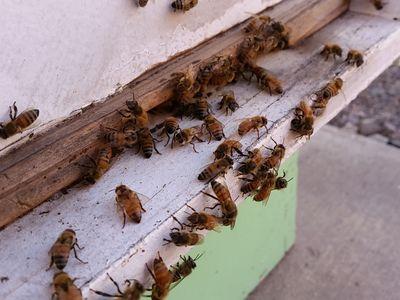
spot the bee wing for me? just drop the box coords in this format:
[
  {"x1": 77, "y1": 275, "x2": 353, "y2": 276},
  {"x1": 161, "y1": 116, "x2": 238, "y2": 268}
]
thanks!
[{"x1": 136, "y1": 192, "x2": 152, "y2": 205}]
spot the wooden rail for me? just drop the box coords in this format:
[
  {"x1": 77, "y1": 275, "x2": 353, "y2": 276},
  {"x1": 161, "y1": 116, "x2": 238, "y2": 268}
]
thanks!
[{"x1": 0, "y1": 0, "x2": 349, "y2": 229}]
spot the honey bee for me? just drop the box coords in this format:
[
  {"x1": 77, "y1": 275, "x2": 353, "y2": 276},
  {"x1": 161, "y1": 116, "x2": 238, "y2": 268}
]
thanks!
[
  {"x1": 137, "y1": 127, "x2": 161, "y2": 158},
  {"x1": 185, "y1": 204, "x2": 221, "y2": 231},
  {"x1": 262, "y1": 137, "x2": 286, "y2": 170},
  {"x1": 100, "y1": 125, "x2": 138, "y2": 150},
  {"x1": 115, "y1": 185, "x2": 147, "y2": 227},
  {"x1": 91, "y1": 273, "x2": 144, "y2": 300},
  {"x1": 274, "y1": 171, "x2": 293, "y2": 190},
  {"x1": 138, "y1": 0, "x2": 149, "y2": 7},
  {"x1": 253, "y1": 170, "x2": 277, "y2": 204},
  {"x1": 172, "y1": 126, "x2": 204, "y2": 152},
  {"x1": 314, "y1": 78, "x2": 343, "y2": 102},
  {"x1": 198, "y1": 156, "x2": 234, "y2": 181},
  {"x1": 48, "y1": 229, "x2": 87, "y2": 270},
  {"x1": 194, "y1": 97, "x2": 212, "y2": 120},
  {"x1": 119, "y1": 95, "x2": 149, "y2": 129},
  {"x1": 151, "y1": 117, "x2": 180, "y2": 146},
  {"x1": 146, "y1": 252, "x2": 173, "y2": 300},
  {"x1": 290, "y1": 101, "x2": 314, "y2": 138},
  {"x1": 247, "y1": 64, "x2": 283, "y2": 95},
  {"x1": 0, "y1": 102, "x2": 39, "y2": 139},
  {"x1": 171, "y1": 0, "x2": 198, "y2": 12},
  {"x1": 170, "y1": 254, "x2": 203, "y2": 283},
  {"x1": 244, "y1": 15, "x2": 272, "y2": 35},
  {"x1": 237, "y1": 148, "x2": 263, "y2": 175},
  {"x1": 202, "y1": 114, "x2": 225, "y2": 142},
  {"x1": 207, "y1": 55, "x2": 238, "y2": 88},
  {"x1": 82, "y1": 146, "x2": 113, "y2": 184},
  {"x1": 213, "y1": 139, "x2": 244, "y2": 160},
  {"x1": 346, "y1": 50, "x2": 364, "y2": 67},
  {"x1": 320, "y1": 44, "x2": 343, "y2": 61},
  {"x1": 218, "y1": 91, "x2": 239, "y2": 115},
  {"x1": 163, "y1": 216, "x2": 204, "y2": 246},
  {"x1": 240, "y1": 164, "x2": 269, "y2": 194},
  {"x1": 203, "y1": 180, "x2": 238, "y2": 229},
  {"x1": 372, "y1": 0, "x2": 384, "y2": 10},
  {"x1": 52, "y1": 272, "x2": 82, "y2": 300},
  {"x1": 238, "y1": 116, "x2": 268, "y2": 139},
  {"x1": 172, "y1": 65, "x2": 200, "y2": 103}
]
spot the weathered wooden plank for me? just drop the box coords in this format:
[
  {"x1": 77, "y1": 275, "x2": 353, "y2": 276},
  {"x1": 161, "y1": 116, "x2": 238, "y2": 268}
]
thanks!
[
  {"x1": 1, "y1": 9, "x2": 398, "y2": 299},
  {"x1": 0, "y1": 0, "x2": 350, "y2": 229}
]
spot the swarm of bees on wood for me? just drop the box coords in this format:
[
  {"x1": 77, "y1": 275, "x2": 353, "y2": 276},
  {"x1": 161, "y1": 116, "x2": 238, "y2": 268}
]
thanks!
[{"x1": 1, "y1": 5, "x2": 375, "y2": 298}]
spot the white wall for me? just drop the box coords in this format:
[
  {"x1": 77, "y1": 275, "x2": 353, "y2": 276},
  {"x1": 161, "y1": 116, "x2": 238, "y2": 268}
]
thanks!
[{"x1": 0, "y1": 0, "x2": 281, "y2": 150}]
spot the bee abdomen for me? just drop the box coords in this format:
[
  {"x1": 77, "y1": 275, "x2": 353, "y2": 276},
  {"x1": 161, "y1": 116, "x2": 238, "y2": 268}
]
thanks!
[
  {"x1": 17, "y1": 109, "x2": 39, "y2": 129},
  {"x1": 53, "y1": 255, "x2": 69, "y2": 270},
  {"x1": 198, "y1": 168, "x2": 212, "y2": 181}
]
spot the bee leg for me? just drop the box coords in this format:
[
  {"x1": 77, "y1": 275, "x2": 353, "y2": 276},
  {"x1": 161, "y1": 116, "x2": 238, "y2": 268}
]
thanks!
[
  {"x1": 256, "y1": 128, "x2": 260, "y2": 140},
  {"x1": 164, "y1": 133, "x2": 171, "y2": 147},
  {"x1": 117, "y1": 109, "x2": 131, "y2": 118},
  {"x1": 185, "y1": 204, "x2": 197, "y2": 212},
  {"x1": 106, "y1": 273, "x2": 124, "y2": 295},
  {"x1": 74, "y1": 239, "x2": 84, "y2": 250},
  {"x1": 207, "y1": 131, "x2": 212, "y2": 144},
  {"x1": 46, "y1": 257, "x2": 54, "y2": 271},
  {"x1": 145, "y1": 263, "x2": 157, "y2": 281},
  {"x1": 122, "y1": 211, "x2": 127, "y2": 229},
  {"x1": 90, "y1": 289, "x2": 119, "y2": 298},
  {"x1": 140, "y1": 202, "x2": 146, "y2": 212},
  {"x1": 172, "y1": 216, "x2": 184, "y2": 229},
  {"x1": 204, "y1": 203, "x2": 221, "y2": 211},
  {"x1": 190, "y1": 142, "x2": 199, "y2": 153},
  {"x1": 72, "y1": 247, "x2": 88, "y2": 264},
  {"x1": 194, "y1": 135, "x2": 204, "y2": 143},
  {"x1": 9, "y1": 101, "x2": 17, "y2": 120},
  {"x1": 162, "y1": 239, "x2": 173, "y2": 246},
  {"x1": 154, "y1": 143, "x2": 162, "y2": 155},
  {"x1": 135, "y1": 144, "x2": 142, "y2": 155},
  {"x1": 201, "y1": 191, "x2": 220, "y2": 201}
]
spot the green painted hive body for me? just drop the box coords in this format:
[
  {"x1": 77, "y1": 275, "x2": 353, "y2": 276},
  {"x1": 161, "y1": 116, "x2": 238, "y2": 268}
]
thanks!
[{"x1": 170, "y1": 153, "x2": 298, "y2": 300}]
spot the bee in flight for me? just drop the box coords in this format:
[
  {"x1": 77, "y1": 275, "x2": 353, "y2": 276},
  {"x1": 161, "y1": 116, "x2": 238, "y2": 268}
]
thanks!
[
  {"x1": 114, "y1": 185, "x2": 147, "y2": 227},
  {"x1": 146, "y1": 252, "x2": 173, "y2": 300},
  {"x1": 171, "y1": 0, "x2": 199, "y2": 12},
  {"x1": 170, "y1": 254, "x2": 203, "y2": 283},
  {"x1": 91, "y1": 273, "x2": 144, "y2": 300},
  {"x1": 0, "y1": 102, "x2": 39, "y2": 139},
  {"x1": 47, "y1": 229, "x2": 87, "y2": 270},
  {"x1": 346, "y1": 50, "x2": 364, "y2": 67},
  {"x1": 320, "y1": 44, "x2": 343, "y2": 61},
  {"x1": 163, "y1": 216, "x2": 204, "y2": 247},
  {"x1": 172, "y1": 126, "x2": 204, "y2": 153},
  {"x1": 238, "y1": 116, "x2": 268, "y2": 139},
  {"x1": 52, "y1": 272, "x2": 82, "y2": 300},
  {"x1": 218, "y1": 91, "x2": 239, "y2": 115}
]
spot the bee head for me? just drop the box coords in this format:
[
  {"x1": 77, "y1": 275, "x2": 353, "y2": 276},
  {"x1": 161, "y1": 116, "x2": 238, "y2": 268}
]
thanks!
[
  {"x1": 115, "y1": 185, "x2": 129, "y2": 195},
  {"x1": 335, "y1": 78, "x2": 344, "y2": 89},
  {"x1": 126, "y1": 100, "x2": 141, "y2": 114},
  {"x1": 275, "y1": 177, "x2": 288, "y2": 190},
  {"x1": 187, "y1": 213, "x2": 200, "y2": 224}
]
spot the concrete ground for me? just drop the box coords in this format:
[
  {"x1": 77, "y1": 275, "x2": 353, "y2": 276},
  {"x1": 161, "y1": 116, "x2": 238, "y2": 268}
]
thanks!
[{"x1": 247, "y1": 125, "x2": 400, "y2": 300}]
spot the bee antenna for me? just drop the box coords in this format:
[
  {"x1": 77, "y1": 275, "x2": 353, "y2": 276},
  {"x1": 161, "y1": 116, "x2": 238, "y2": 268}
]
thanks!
[
  {"x1": 287, "y1": 177, "x2": 294, "y2": 183},
  {"x1": 106, "y1": 188, "x2": 115, "y2": 193},
  {"x1": 194, "y1": 252, "x2": 205, "y2": 261}
]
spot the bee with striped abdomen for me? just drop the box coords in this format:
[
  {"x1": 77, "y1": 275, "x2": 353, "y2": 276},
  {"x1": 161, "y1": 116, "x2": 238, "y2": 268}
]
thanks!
[
  {"x1": 100, "y1": 125, "x2": 138, "y2": 151},
  {"x1": 0, "y1": 102, "x2": 39, "y2": 139},
  {"x1": 151, "y1": 117, "x2": 180, "y2": 147},
  {"x1": 52, "y1": 272, "x2": 82, "y2": 300},
  {"x1": 314, "y1": 78, "x2": 343, "y2": 102},
  {"x1": 238, "y1": 116, "x2": 268, "y2": 139},
  {"x1": 240, "y1": 164, "x2": 269, "y2": 194},
  {"x1": 137, "y1": 127, "x2": 161, "y2": 158},
  {"x1": 218, "y1": 91, "x2": 239, "y2": 115},
  {"x1": 202, "y1": 114, "x2": 225, "y2": 142},
  {"x1": 262, "y1": 137, "x2": 286, "y2": 170},
  {"x1": 291, "y1": 101, "x2": 314, "y2": 138},
  {"x1": 198, "y1": 156, "x2": 234, "y2": 181},
  {"x1": 146, "y1": 252, "x2": 173, "y2": 300},
  {"x1": 119, "y1": 94, "x2": 149, "y2": 130},
  {"x1": 237, "y1": 148, "x2": 263, "y2": 175},
  {"x1": 247, "y1": 64, "x2": 283, "y2": 95},
  {"x1": 253, "y1": 169, "x2": 277, "y2": 204},
  {"x1": 203, "y1": 180, "x2": 238, "y2": 229},
  {"x1": 194, "y1": 98, "x2": 212, "y2": 120},
  {"x1": 172, "y1": 126, "x2": 204, "y2": 152},
  {"x1": 115, "y1": 185, "x2": 147, "y2": 227},
  {"x1": 346, "y1": 50, "x2": 364, "y2": 67},
  {"x1": 91, "y1": 273, "x2": 144, "y2": 300},
  {"x1": 82, "y1": 146, "x2": 113, "y2": 184},
  {"x1": 213, "y1": 139, "x2": 244, "y2": 160},
  {"x1": 171, "y1": 0, "x2": 198, "y2": 12},
  {"x1": 48, "y1": 229, "x2": 87, "y2": 270},
  {"x1": 320, "y1": 44, "x2": 343, "y2": 61},
  {"x1": 164, "y1": 216, "x2": 204, "y2": 247},
  {"x1": 185, "y1": 204, "x2": 221, "y2": 231},
  {"x1": 170, "y1": 254, "x2": 203, "y2": 283}
]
